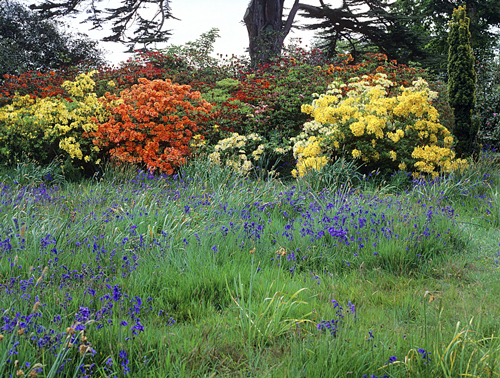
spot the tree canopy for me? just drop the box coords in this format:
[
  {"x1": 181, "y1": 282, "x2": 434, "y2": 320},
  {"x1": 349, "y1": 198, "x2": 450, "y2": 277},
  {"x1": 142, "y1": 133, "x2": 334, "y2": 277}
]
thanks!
[
  {"x1": 301, "y1": 0, "x2": 430, "y2": 63},
  {"x1": 302, "y1": 0, "x2": 500, "y2": 72},
  {"x1": 394, "y1": 0, "x2": 500, "y2": 61},
  {"x1": 25, "y1": 0, "x2": 500, "y2": 70},
  {"x1": 0, "y1": 0, "x2": 105, "y2": 77},
  {"x1": 28, "y1": 0, "x2": 175, "y2": 51}
]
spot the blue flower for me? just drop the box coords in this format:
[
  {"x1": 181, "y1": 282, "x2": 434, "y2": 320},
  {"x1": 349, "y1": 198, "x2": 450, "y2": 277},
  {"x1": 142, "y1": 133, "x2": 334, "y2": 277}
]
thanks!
[{"x1": 418, "y1": 348, "x2": 431, "y2": 363}]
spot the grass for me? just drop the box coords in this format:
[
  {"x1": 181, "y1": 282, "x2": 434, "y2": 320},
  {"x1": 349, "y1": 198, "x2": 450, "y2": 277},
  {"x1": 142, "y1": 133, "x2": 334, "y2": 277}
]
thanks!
[{"x1": 0, "y1": 151, "x2": 500, "y2": 377}]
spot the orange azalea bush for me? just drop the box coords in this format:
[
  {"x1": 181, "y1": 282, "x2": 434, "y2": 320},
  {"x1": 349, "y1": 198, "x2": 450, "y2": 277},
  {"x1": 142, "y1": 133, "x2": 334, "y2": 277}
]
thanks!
[{"x1": 90, "y1": 78, "x2": 212, "y2": 174}]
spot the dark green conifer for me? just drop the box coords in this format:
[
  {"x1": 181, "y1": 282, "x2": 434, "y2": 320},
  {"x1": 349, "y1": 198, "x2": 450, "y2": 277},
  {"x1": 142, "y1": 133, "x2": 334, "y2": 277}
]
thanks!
[{"x1": 447, "y1": 5, "x2": 477, "y2": 158}]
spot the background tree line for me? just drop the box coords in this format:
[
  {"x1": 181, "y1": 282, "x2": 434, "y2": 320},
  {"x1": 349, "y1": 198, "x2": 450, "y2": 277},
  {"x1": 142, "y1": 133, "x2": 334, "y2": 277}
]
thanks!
[{"x1": 2, "y1": 0, "x2": 498, "y2": 73}]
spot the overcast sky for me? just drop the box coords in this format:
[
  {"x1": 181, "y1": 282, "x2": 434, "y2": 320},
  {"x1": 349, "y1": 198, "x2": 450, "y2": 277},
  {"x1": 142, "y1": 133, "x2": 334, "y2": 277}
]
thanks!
[{"x1": 31, "y1": 0, "x2": 324, "y2": 65}]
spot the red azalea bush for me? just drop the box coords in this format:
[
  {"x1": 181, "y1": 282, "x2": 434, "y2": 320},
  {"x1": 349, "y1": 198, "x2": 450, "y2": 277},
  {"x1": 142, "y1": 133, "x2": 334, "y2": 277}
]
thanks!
[
  {"x1": 0, "y1": 70, "x2": 74, "y2": 105},
  {"x1": 90, "y1": 78, "x2": 213, "y2": 174}
]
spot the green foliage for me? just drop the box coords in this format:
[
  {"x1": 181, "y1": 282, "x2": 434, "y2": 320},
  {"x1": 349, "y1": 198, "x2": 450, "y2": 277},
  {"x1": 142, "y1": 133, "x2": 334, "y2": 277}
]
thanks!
[
  {"x1": 0, "y1": 0, "x2": 105, "y2": 78},
  {"x1": 295, "y1": 157, "x2": 363, "y2": 193},
  {"x1": 0, "y1": 158, "x2": 65, "y2": 187},
  {"x1": 393, "y1": 0, "x2": 500, "y2": 73},
  {"x1": 202, "y1": 78, "x2": 243, "y2": 104},
  {"x1": 475, "y1": 58, "x2": 500, "y2": 147},
  {"x1": 159, "y1": 28, "x2": 223, "y2": 78},
  {"x1": 448, "y1": 6, "x2": 478, "y2": 157},
  {"x1": 227, "y1": 263, "x2": 312, "y2": 347}
]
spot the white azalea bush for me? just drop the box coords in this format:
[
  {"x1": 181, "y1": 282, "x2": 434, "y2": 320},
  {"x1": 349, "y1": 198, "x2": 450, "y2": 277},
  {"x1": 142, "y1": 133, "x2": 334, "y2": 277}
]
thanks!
[{"x1": 208, "y1": 132, "x2": 290, "y2": 176}]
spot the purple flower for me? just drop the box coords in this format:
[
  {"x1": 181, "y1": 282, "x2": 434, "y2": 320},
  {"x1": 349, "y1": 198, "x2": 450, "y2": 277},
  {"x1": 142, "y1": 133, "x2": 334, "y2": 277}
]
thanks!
[
  {"x1": 367, "y1": 330, "x2": 374, "y2": 341},
  {"x1": 112, "y1": 285, "x2": 122, "y2": 302},
  {"x1": 418, "y1": 348, "x2": 431, "y2": 363}
]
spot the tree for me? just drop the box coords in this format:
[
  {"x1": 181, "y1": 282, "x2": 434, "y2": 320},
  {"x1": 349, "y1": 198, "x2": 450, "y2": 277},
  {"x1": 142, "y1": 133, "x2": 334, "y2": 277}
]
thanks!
[
  {"x1": 28, "y1": 0, "x2": 175, "y2": 51},
  {"x1": 393, "y1": 0, "x2": 500, "y2": 71},
  {"x1": 241, "y1": 0, "x2": 447, "y2": 69},
  {"x1": 298, "y1": 0, "x2": 500, "y2": 73},
  {"x1": 300, "y1": 0, "x2": 431, "y2": 65},
  {"x1": 448, "y1": 5, "x2": 477, "y2": 158},
  {"x1": 0, "y1": 0, "x2": 105, "y2": 77},
  {"x1": 243, "y1": 0, "x2": 327, "y2": 65}
]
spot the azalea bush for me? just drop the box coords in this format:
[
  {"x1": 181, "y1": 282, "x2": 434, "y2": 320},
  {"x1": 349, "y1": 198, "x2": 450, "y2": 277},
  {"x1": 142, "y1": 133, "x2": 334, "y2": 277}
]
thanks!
[
  {"x1": 292, "y1": 74, "x2": 467, "y2": 178},
  {"x1": 0, "y1": 71, "x2": 109, "y2": 171},
  {"x1": 207, "y1": 131, "x2": 289, "y2": 177},
  {"x1": 0, "y1": 70, "x2": 72, "y2": 106},
  {"x1": 91, "y1": 51, "x2": 180, "y2": 98},
  {"x1": 91, "y1": 78, "x2": 213, "y2": 174},
  {"x1": 324, "y1": 53, "x2": 454, "y2": 132}
]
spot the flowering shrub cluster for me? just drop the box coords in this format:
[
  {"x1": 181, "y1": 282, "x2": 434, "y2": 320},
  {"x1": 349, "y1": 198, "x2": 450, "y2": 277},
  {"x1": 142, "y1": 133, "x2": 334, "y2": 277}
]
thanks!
[
  {"x1": 208, "y1": 132, "x2": 271, "y2": 175},
  {"x1": 192, "y1": 51, "x2": 451, "y2": 168},
  {"x1": 91, "y1": 78, "x2": 212, "y2": 174},
  {"x1": 293, "y1": 74, "x2": 467, "y2": 177},
  {"x1": 0, "y1": 71, "x2": 109, "y2": 168},
  {"x1": 0, "y1": 40, "x2": 465, "y2": 178},
  {"x1": 0, "y1": 70, "x2": 72, "y2": 106}
]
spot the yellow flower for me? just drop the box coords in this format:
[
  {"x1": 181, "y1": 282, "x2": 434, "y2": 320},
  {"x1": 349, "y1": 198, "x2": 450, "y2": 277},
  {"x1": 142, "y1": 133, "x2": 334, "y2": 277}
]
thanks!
[
  {"x1": 293, "y1": 73, "x2": 460, "y2": 177},
  {"x1": 349, "y1": 121, "x2": 365, "y2": 136},
  {"x1": 293, "y1": 156, "x2": 328, "y2": 178}
]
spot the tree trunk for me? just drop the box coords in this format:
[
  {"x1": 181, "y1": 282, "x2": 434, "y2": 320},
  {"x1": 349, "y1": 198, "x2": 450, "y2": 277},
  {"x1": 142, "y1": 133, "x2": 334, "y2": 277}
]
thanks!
[
  {"x1": 244, "y1": 0, "x2": 318, "y2": 65},
  {"x1": 244, "y1": 0, "x2": 285, "y2": 64}
]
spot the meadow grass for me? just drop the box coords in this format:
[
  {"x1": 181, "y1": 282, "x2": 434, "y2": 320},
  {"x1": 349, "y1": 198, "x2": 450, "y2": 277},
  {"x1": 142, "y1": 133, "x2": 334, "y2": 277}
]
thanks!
[{"x1": 0, "y1": 151, "x2": 500, "y2": 377}]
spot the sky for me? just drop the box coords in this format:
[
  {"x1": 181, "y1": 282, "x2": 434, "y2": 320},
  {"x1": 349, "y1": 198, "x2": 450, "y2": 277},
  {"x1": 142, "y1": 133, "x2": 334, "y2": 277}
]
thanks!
[{"x1": 30, "y1": 0, "x2": 324, "y2": 66}]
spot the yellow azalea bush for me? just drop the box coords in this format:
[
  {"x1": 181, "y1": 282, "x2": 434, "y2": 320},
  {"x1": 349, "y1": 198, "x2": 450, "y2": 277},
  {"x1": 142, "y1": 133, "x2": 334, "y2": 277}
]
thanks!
[
  {"x1": 291, "y1": 136, "x2": 328, "y2": 178},
  {"x1": 0, "y1": 71, "x2": 110, "y2": 168},
  {"x1": 293, "y1": 74, "x2": 468, "y2": 178}
]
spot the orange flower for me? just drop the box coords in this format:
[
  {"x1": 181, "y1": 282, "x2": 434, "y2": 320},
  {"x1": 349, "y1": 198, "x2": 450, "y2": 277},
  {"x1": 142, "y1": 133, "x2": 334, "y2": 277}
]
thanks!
[{"x1": 90, "y1": 78, "x2": 212, "y2": 173}]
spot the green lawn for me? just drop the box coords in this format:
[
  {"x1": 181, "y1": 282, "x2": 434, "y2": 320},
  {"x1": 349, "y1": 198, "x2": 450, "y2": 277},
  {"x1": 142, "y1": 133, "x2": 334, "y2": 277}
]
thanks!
[{"x1": 0, "y1": 152, "x2": 499, "y2": 377}]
